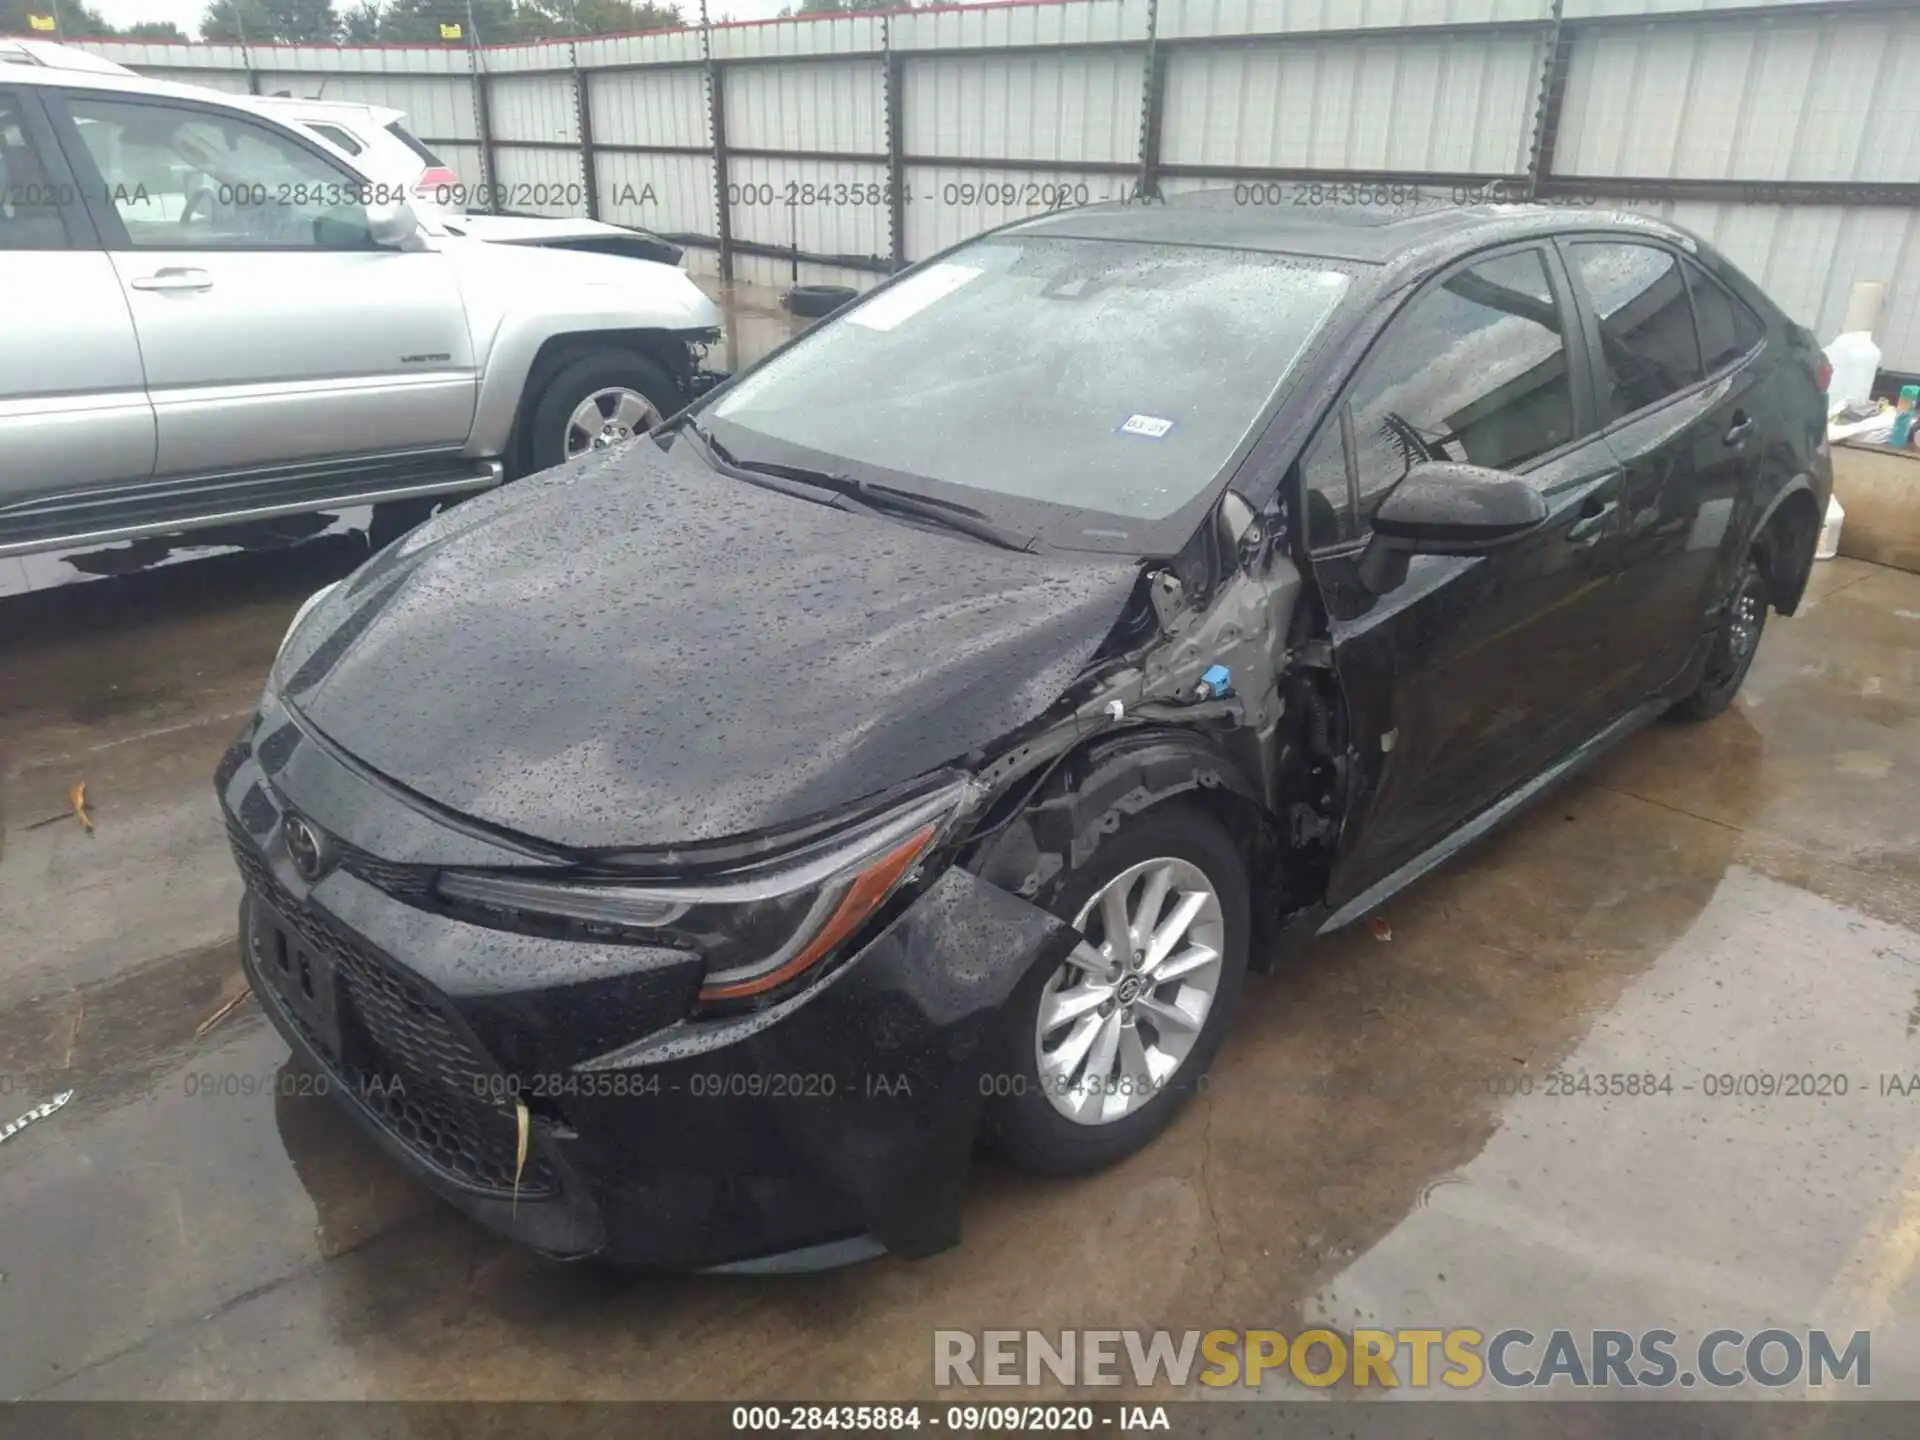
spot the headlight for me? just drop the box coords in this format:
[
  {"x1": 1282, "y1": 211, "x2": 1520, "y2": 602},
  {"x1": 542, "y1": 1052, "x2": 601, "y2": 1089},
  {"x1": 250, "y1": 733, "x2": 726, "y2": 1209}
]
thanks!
[{"x1": 437, "y1": 776, "x2": 973, "y2": 1003}]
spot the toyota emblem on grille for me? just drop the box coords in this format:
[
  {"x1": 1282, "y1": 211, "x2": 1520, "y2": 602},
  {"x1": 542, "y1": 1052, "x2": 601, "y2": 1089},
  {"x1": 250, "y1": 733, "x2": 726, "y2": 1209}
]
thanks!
[{"x1": 283, "y1": 814, "x2": 333, "y2": 882}]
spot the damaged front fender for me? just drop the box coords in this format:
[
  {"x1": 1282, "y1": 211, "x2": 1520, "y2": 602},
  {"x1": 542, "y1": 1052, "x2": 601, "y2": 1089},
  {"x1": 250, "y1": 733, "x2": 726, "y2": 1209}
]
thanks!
[{"x1": 473, "y1": 863, "x2": 1078, "y2": 1268}]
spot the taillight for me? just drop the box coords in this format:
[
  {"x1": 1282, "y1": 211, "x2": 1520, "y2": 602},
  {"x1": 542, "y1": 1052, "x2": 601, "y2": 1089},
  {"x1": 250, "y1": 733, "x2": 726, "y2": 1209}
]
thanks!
[
  {"x1": 414, "y1": 166, "x2": 460, "y2": 201},
  {"x1": 1816, "y1": 356, "x2": 1832, "y2": 393}
]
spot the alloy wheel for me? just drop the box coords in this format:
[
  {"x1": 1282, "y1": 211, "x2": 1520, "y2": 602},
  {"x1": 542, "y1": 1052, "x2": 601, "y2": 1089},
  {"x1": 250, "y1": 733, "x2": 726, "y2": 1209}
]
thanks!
[
  {"x1": 1706, "y1": 568, "x2": 1766, "y2": 690},
  {"x1": 564, "y1": 387, "x2": 661, "y2": 459},
  {"x1": 1034, "y1": 857, "x2": 1226, "y2": 1126}
]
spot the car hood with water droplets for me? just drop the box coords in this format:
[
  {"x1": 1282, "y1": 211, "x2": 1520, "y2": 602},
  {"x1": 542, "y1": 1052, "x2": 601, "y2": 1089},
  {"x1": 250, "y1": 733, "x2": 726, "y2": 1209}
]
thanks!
[{"x1": 275, "y1": 442, "x2": 1143, "y2": 852}]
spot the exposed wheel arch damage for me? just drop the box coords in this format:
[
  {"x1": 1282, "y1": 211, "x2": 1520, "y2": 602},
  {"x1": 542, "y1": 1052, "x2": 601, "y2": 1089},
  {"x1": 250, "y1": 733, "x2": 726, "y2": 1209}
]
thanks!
[{"x1": 960, "y1": 550, "x2": 1349, "y2": 969}]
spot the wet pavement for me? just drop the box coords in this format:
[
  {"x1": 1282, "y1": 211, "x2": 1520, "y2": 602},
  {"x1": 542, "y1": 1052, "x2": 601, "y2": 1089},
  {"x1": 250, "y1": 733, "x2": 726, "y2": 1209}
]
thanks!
[{"x1": 1, "y1": 301, "x2": 1916, "y2": 1396}]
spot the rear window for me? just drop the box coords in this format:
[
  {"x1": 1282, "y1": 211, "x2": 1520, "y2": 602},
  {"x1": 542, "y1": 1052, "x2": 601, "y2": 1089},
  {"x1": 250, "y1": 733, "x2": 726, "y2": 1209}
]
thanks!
[{"x1": 385, "y1": 121, "x2": 443, "y2": 167}]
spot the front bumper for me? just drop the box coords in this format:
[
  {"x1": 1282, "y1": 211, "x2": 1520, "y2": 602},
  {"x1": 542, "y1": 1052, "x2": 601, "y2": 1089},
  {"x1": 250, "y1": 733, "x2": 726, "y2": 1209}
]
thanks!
[{"x1": 217, "y1": 700, "x2": 1076, "y2": 1269}]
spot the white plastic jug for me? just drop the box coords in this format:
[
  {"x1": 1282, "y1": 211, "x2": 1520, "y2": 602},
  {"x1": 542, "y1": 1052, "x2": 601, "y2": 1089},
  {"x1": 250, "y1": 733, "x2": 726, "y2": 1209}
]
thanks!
[
  {"x1": 1824, "y1": 331, "x2": 1881, "y2": 409},
  {"x1": 1817, "y1": 494, "x2": 1844, "y2": 561}
]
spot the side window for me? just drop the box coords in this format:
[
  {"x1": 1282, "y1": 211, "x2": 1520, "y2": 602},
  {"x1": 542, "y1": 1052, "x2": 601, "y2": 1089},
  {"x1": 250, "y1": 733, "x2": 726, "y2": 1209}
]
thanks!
[
  {"x1": 1300, "y1": 416, "x2": 1353, "y2": 549},
  {"x1": 0, "y1": 91, "x2": 70, "y2": 250},
  {"x1": 304, "y1": 121, "x2": 365, "y2": 156},
  {"x1": 1303, "y1": 247, "x2": 1577, "y2": 547},
  {"x1": 1569, "y1": 242, "x2": 1704, "y2": 421},
  {"x1": 64, "y1": 96, "x2": 372, "y2": 251},
  {"x1": 1686, "y1": 260, "x2": 1765, "y2": 373}
]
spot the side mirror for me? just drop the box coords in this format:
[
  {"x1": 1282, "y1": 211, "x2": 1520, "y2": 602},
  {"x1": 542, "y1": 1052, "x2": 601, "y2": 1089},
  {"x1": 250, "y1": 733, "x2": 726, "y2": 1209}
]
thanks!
[
  {"x1": 366, "y1": 198, "x2": 421, "y2": 249},
  {"x1": 1357, "y1": 461, "x2": 1547, "y2": 594}
]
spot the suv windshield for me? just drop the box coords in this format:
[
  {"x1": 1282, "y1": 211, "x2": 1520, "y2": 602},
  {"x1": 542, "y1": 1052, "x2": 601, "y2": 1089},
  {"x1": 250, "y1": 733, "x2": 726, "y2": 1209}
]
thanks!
[{"x1": 706, "y1": 235, "x2": 1353, "y2": 552}]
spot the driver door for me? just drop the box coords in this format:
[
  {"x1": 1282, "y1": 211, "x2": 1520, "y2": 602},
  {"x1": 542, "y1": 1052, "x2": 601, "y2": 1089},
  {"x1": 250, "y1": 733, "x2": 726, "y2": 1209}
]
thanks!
[
  {"x1": 1299, "y1": 243, "x2": 1635, "y2": 909},
  {"x1": 46, "y1": 89, "x2": 474, "y2": 482}
]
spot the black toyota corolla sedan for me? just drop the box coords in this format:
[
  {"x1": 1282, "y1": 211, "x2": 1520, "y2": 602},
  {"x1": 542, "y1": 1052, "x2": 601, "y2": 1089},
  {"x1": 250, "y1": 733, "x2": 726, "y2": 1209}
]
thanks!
[{"x1": 219, "y1": 196, "x2": 1830, "y2": 1270}]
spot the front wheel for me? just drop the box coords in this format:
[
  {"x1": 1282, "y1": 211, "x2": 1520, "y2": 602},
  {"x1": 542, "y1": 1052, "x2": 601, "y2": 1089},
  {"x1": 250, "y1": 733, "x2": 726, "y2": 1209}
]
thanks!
[
  {"x1": 525, "y1": 350, "x2": 680, "y2": 474},
  {"x1": 984, "y1": 804, "x2": 1249, "y2": 1176},
  {"x1": 1669, "y1": 551, "x2": 1768, "y2": 722}
]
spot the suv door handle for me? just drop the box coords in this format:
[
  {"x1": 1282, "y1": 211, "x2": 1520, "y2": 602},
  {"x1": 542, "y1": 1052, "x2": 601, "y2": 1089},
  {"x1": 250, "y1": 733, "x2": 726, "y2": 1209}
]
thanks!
[
  {"x1": 130, "y1": 268, "x2": 213, "y2": 292},
  {"x1": 1724, "y1": 412, "x2": 1756, "y2": 446},
  {"x1": 1567, "y1": 498, "x2": 1618, "y2": 545}
]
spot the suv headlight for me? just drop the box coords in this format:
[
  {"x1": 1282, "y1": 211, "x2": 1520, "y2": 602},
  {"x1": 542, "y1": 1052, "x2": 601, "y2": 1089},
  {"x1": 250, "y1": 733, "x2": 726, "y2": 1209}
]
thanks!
[{"x1": 437, "y1": 776, "x2": 973, "y2": 1003}]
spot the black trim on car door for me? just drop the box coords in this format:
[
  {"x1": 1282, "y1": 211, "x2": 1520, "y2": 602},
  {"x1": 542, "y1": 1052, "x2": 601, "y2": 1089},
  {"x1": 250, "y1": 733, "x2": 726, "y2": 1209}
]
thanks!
[{"x1": 5, "y1": 85, "x2": 102, "y2": 249}]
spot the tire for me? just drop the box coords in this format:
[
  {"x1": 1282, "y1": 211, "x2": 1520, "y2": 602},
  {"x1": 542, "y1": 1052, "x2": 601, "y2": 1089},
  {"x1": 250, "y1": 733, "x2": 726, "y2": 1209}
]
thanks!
[
  {"x1": 785, "y1": 284, "x2": 858, "y2": 318},
  {"x1": 984, "y1": 803, "x2": 1250, "y2": 1176},
  {"x1": 525, "y1": 350, "x2": 680, "y2": 474},
  {"x1": 1669, "y1": 550, "x2": 1769, "y2": 722},
  {"x1": 367, "y1": 497, "x2": 439, "y2": 551}
]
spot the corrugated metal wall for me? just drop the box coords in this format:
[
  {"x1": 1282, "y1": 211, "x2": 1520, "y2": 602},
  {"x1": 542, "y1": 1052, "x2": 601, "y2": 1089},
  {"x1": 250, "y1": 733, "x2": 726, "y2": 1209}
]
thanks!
[
  {"x1": 1159, "y1": 32, "x2": 1543, "y2": 175},
  {"x1": 1555, "y1": 9, "x2": 1919, "y2": 183},
  {"x1": 72, "y1": 0, "x2": 1920, "y2": 369}
]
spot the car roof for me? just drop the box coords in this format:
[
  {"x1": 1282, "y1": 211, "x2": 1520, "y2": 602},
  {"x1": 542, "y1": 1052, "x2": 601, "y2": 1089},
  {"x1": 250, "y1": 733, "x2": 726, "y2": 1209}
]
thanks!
[
  {"x1": 0, "y1": 60, "x2": 399, "y2": 153},
  {"x1": 1004, "y1": 190, "x2": 1696, "y2": 267},
  {"x1": 0, "y1": 39, "x2": 136, "y2": 75},
  {"x1": 247, "y1": 94, "x2": 407, "y2": 128},
  {"x1": 0, "y1": 54, "x2": 242, "y2": 102}
]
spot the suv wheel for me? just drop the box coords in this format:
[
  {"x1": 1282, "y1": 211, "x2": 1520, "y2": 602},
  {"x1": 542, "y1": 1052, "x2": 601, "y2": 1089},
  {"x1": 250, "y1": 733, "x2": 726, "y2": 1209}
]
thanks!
[
  {"x1": 1670, "y1": 551, "x2": 1768, "y2": 721},
  {"x1": 984, "y1": 804, "x2": 1249, "y2": 1176},
  {"x1": 527, "y1": 350, "x2": 679, "y2": 473}
]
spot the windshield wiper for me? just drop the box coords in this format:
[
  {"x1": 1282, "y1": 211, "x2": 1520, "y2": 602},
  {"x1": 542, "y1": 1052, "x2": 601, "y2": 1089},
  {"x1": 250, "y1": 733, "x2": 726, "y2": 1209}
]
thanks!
[
  {"x1": 672, "y1": 418, "x2": 851, "y2": 511},
  {"x1": 673, "y1": 421, "x2": 1031, "y2": 552},
  {"x1": 847, "y1": 480, "x2": 1033, "y2": 553}
]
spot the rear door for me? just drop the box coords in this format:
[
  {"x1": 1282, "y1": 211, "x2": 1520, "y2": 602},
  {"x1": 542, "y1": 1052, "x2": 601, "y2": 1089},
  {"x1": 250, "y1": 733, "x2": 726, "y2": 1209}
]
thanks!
[
  {"x1": 1560, "y1": 238, "x2": 1767, "y2": 692},
  {"x1": 46, "y1": 87, "x2": 475, "y2": 483},
  {"x1": 1301, "y1": 243, "x2": 1636, "y2": 904},
  {"x1": 0, "y1": 85, "x2": 155, "y2": 537}
]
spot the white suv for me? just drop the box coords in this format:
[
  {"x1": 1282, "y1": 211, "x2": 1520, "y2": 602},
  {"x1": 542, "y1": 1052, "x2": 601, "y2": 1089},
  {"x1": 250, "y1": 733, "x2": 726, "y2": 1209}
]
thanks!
[{"x1": 0, "y1": 59, "x2": 721, "y2": 568}]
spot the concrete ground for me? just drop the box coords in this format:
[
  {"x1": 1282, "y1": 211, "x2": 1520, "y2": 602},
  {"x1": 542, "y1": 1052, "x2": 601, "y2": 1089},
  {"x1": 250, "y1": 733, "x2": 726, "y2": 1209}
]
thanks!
[{"x1": 1, "y1": 288, "x2": 1916, "y2": 1399}]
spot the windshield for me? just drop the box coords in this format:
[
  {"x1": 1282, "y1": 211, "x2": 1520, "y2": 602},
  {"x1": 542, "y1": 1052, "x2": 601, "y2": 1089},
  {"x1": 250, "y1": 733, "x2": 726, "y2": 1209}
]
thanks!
[{"x1": 706, "y1": 236, "x2": 1353, "y2": 551}]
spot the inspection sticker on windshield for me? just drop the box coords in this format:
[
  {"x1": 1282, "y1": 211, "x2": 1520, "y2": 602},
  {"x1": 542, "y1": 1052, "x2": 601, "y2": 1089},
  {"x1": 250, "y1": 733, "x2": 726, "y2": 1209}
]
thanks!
[
  {"x1": 845, "y1": 263, "x2": 982, "y2": 332},
  {"x1": 1118, "y1": 414, "x2": 1176, "y2": 439}
]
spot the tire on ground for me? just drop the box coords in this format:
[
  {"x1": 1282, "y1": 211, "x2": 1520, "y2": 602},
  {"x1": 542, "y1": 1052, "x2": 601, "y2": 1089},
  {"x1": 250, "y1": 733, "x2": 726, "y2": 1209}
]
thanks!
[
  {"x1": 525, "y1": 349, "x2": 680, "y2": 475},
  {"x1": 983, "y1": 801, "x2": 1251, "y2": 1176},
  {"x1": 1669, "y1": 549, "x2": 1769, "y2": 722},
  {"x1": 784, "y1": 284, "x2": 859, "y2": 319}
]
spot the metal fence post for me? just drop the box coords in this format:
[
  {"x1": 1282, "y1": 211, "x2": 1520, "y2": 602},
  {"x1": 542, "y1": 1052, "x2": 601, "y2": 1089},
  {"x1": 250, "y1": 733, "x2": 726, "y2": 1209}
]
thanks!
[
  {"x1": 573, "y1": 43, "x2": 599, "y2": 222},
  {"x1": 1524, "y1": 0, "x2": 1569, "y2": 199},
  {"x1": 1135, "y1": 0, "x2": 1165, "y2": 200},
  {"x1": 885, "y1": 18, "x2": 906, "y2": 271},
  {"x1": 701, "y1": 0, "x2": 732, "y2": 281},
  {"x1": 470, "y1": 49, "x2": 497, "y2": 213}
]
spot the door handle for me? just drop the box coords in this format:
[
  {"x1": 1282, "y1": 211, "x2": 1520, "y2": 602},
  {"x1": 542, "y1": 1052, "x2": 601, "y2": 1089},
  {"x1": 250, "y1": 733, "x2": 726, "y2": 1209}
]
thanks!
[
  {"x1": 130, "y1": 268, "x2": 213, "y2": 292},
  {"x1": 1723, "y1": 412, "x2": 1756, "y2": 446},
  {"x1": 1567, "y1": 498, "x2": 1618, "y2": 545}
]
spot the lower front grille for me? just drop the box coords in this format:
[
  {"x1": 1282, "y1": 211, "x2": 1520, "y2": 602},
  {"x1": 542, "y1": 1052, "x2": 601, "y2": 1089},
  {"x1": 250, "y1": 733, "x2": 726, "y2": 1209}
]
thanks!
[{"x1": 229, "y1": 823, "x2": 556, "y2": 1197}]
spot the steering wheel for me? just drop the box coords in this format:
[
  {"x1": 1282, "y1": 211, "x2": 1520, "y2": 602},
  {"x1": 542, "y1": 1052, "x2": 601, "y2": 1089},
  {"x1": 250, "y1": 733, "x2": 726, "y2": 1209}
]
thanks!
[{"x1": 178, "y1": 186, "x2": 216, "y2": 227}]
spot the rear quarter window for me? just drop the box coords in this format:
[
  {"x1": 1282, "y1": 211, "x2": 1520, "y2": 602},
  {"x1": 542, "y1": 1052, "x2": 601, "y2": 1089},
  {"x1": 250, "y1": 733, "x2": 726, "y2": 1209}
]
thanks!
[
  {"x1": 304, "y1": 121, "x2": 364, "y2": 156},
  {"x1": 1686, "y1": 260, "x2": 1766, "y2": 373}
]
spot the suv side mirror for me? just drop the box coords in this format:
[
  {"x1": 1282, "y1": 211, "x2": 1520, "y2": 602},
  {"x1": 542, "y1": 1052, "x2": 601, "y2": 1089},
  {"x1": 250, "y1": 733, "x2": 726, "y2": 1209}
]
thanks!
[
  {"x1": 1357, "y1": 461, "x2": 1547, "y2": 593},
  {"x1": 366, "y1": 198, "x2": 421, "y2": 249}
]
